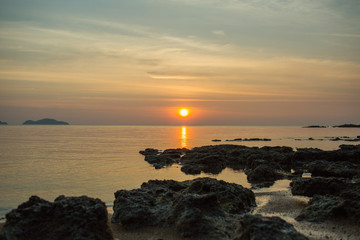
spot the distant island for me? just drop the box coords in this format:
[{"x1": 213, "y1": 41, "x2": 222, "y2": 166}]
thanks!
[
  {"x1": 23, "y1": 118, "x2": 69, "y2": 125},
  {"x1": 0, "y1": 121, "x2": 8, "y2": 125},
  {"x1": 302, "y1": 125, "x2": 327, "y2": 128},
  {"x1": 333, "y1": 124, "x2": 360, "y2": 128}
]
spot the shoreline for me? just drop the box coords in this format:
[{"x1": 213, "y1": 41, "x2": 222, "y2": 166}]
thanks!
[{"x1": 2, "y1": 179, "x2": 359, "y2": 239}]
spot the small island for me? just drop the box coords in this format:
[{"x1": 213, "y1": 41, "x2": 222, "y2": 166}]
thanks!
[
  {"x1": 23, "y1": 118, "x2": 69, "y2": 125},
  {"x1": 333, "y1": 124, "x2": 360, "y2": 128},
  {"x1": 0, "y1": 121, "x2": 8, "y2": 125},
  {"x1": 302, "y1": 125, "x2": 327, "y2": 128}
]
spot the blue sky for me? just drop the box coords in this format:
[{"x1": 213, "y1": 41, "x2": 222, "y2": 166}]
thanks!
[{"x1": 0, "y1": 0, "x2": 359, "y2": 125}]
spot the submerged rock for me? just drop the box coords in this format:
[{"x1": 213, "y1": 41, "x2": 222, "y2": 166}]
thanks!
[
  {"x1": 112, "y1": 177, "x2": 256, "y2": 239},
  {"x1": 0, "y1": 195, "x2": 113, "y2": 240},
  {"x1": 140, "y1": 144, "x2": 360, "y2": 188},
  {"x1": 139, "y1": 148, "x2": 188, "y2": 169}
]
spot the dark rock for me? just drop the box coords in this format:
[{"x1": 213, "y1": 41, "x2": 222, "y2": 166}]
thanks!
[
  {"x1": 140, "y1": 148, "x2": 187, "y2": 169},
  {"x1": 306, "y1": 160, "x2": 359, "y2": 178},
  {"x1": 0, "y1": 121, "x2": 8, "y2": 125},
  {"x1": 212, "y1": 139, "x2": 222, "y2": 142},
  {"x1": 112, "y1": 178, "x2": 256, "y2": 239},
  {"x1": 226, "y1": 138, "x2": 271, "y2": 142},
  {"x1": 246, "y1": 164, "x2": 286, "y2": 187},
  {"x1": 181, "y1": 154, "x2": 226, "y2": 174},
  {"x1": 303, "y1": 125, "x2": 327, "y2": 128},
  {"x1": 291, "y1": 177, "x2": 360, "y2": 224},
  {"x1": 333, "y1": 124, "x2": 360, "y2": 128},
  {"x1": 139, "y1": 148, "x2": 160, "y2": 156},
  {"x1": 235, "y1": 214, "x2": 308, "y2": 240},
  {"x1": 23, "y1": 118, "x2": 69, "y2": 125},
  {"x1": 296, "y1": 195, "x2": 346, "y2": 222},
  {"x1": 0, "y1": 195, "x2": 113, "y2": 240},
  {"x1": 290, "y1": 177, "x2": 352, "y2": 197}
]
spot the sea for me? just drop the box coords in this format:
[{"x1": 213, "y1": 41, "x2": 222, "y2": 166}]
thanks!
[{"x1": 0, "y1": 125, "x2": 359, "y2": 219}]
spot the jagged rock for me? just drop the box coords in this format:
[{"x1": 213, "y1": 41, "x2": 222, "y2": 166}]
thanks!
[
  {"x1": 305, "y1": 160, "x2": 359, "y2": 178},
  {"x1": 140, "y1": 148, "x2": 187, "y2": 169},
  {"x1": 291, "y1": 177, "x2": 360, "y2": 224},
  {"x1": 112, "y1": 178, "x2": 256, "y2": 239},
  {"x1": 0, "y1": 195, "x2": 113, "y2": 240},
  {"x1": 140, "y1": 144, "x2": 360, "y2": 188},
  {"x1": 290, "y1": 177, "x2": 353, "y2": 197},
  {"x1": 246, "y1": 164, "x2": 286, "y2": 187},
  {"x1": 296, "y1": 195, "x2": 346, "y2": 222},
  {"x1": 235, "y1": 214, "x2": 308, "y2": 240}
]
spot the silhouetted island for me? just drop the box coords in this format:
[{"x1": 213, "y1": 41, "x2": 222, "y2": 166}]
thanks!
[
  {"x1": 0, "y1": 121, "x2": 8, "y2": 125},
  {"x1": 333, "y1": 124, "x2": 360, "y2": 128},
  {"x1": 23, "y1": 118, "x2": 69, "y2": 125},
  {"x1": 302, "y1": 125, "x2": 327, "y2": 128}
]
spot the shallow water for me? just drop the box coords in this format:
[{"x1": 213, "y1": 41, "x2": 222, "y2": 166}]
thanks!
[{"x1": 0, "y1": 125, "x2": 359, "y2": 218}]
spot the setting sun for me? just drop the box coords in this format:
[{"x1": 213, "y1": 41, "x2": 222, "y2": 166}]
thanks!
[{"x1": 179, "y1": 108, "x2": 189, "y2": 117}]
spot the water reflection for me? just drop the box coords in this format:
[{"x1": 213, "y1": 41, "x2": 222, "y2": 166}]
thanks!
[{"x1": 181, "y1": 126, "x2": 187, "y2": 148}]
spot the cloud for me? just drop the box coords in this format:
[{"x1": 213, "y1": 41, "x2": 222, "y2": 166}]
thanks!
[{"x1": 212, "y1": 30, "x2": 225, "y2": 36}]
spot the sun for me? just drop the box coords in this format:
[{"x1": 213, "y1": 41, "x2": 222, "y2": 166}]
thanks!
[{"x1": 179, "y1": 108, "x2": 189, "y2": 117}]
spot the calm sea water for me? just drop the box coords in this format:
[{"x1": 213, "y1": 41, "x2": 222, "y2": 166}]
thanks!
[{"x1": 0, "y1": 125, "x2": 359, "y2": 218}]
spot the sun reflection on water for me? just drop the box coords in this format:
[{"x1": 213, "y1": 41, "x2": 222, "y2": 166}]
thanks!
[{"x1": 181, "y1": 126, "x2": 187, "y2": 148}]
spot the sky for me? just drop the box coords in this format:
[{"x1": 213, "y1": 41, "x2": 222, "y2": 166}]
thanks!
[{"x1": 0, "y1": 0, "x2": 359, "y2": 125}]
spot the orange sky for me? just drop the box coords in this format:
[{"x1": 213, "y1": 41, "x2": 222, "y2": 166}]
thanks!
[{"x1": 0, "y1": 1, "x2": 359, "y2": 125}]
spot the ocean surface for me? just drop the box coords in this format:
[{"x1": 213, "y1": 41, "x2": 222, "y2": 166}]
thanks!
[{"x1": 0, "y1": 125, "x2": 359, "y2": 219}]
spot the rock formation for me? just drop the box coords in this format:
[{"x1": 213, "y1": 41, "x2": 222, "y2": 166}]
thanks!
[
  {"x1": 112, "y1": 177, "x2": 306, "y2": 239},
  {"x1": 0, "y1": 195, "x2": 113, "y2": 240}
]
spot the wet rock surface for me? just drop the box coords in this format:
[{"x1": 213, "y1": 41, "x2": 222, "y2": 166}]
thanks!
[
  {"x1": 236, "y1": 214, "x2": 308, "y2": 240},
  {"x1": 291, "y1": 177, "x2": 360, "y2": 224},
  {"x1": 0, "y1": 195, "x2": 113, "y2": 240},
  {"x1": 112, "y1": 177, "x2": 307, "y2": 239},
  {"x1": 141, "y1": 144, "x2": 360, "y2": 187}
]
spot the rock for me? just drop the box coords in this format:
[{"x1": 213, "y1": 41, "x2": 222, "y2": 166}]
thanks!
[
  {"x1": 290, "y1": 177, "x2": 360, "y2": 224},
  {"x1": 212, "y1": 139, "x2": 222, "y2": 142},
  {"x1": 23, "y1": 118, "x2": 69, "y2": 125},
  {"x1": 246, "y1": 164, "x2": 286, "y2": 187},
  {"x1": 181, "y1": 154, "x2": 227, "y2": 174},
  {"x1": 0, "y1": 195, "x2": 113, "y2": 240},
  {"x1": 235, "y1": 214, "x2": 308, "y2": 240},
  {"x1": 139, "y1": 148, "x2": 160, "y2": 156},
  {"x1": 226, "y1": 138, "x2": 271, "y2": 142},
  {"x1": 0, "y1": 121, "x2": 8, "y2": 125},
  {"x1": 140, "y1": 148, "x2": 187, "y2": 169},
  {"x1": 290, "y1": 177, "x2": 352, "y2": 197},
  {"x1": 302, "y1": 125, "x2": 327, "y2": 128},
  {"x1": 112, "y1": 178, "x2": 256, "y2": 239},
  {"x1": 333, "y1": 124, "x2": 360, "y2": 128},
  {"x1": 140, "y1": 144, "x2": 359, "y2": 187},
  {"x1": 305, "y1": 160, "x2": 359, "y2": 178},
  {"x1": 296, "y1": 195, "x2": 346, "y2": 222}
]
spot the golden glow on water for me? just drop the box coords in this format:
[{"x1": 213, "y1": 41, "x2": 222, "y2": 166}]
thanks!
[{"x1": 181, "y1": 126, "x2": 187, "y2": 148}]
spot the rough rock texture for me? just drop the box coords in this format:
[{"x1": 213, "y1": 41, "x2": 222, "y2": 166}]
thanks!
[
  {"x1": 305, "y1": 160, "x2": 359, "y2": 178},
  {"x1": 235, "y1": 214, "x2": 308, "y2": 240},
  {"x1": 0, "y1": 195, "x2": 113, "y2": 240},
  {"x1": 139, "y1": 148, "x2": 188, "y2": 169},
  {"x1": 112, "y1": 178, "x2": 256, "y2": 239},
  {"x1": 140, "y1": 144, "x2": 360, "y2": 187},
  {"x1": 291, "y1": 177, "x2": 360, "y2": 224}
]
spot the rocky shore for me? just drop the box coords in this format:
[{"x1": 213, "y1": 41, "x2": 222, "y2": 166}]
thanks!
[{"x1": 1, "y1": 144, "x2": 359, "y2": 239}]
